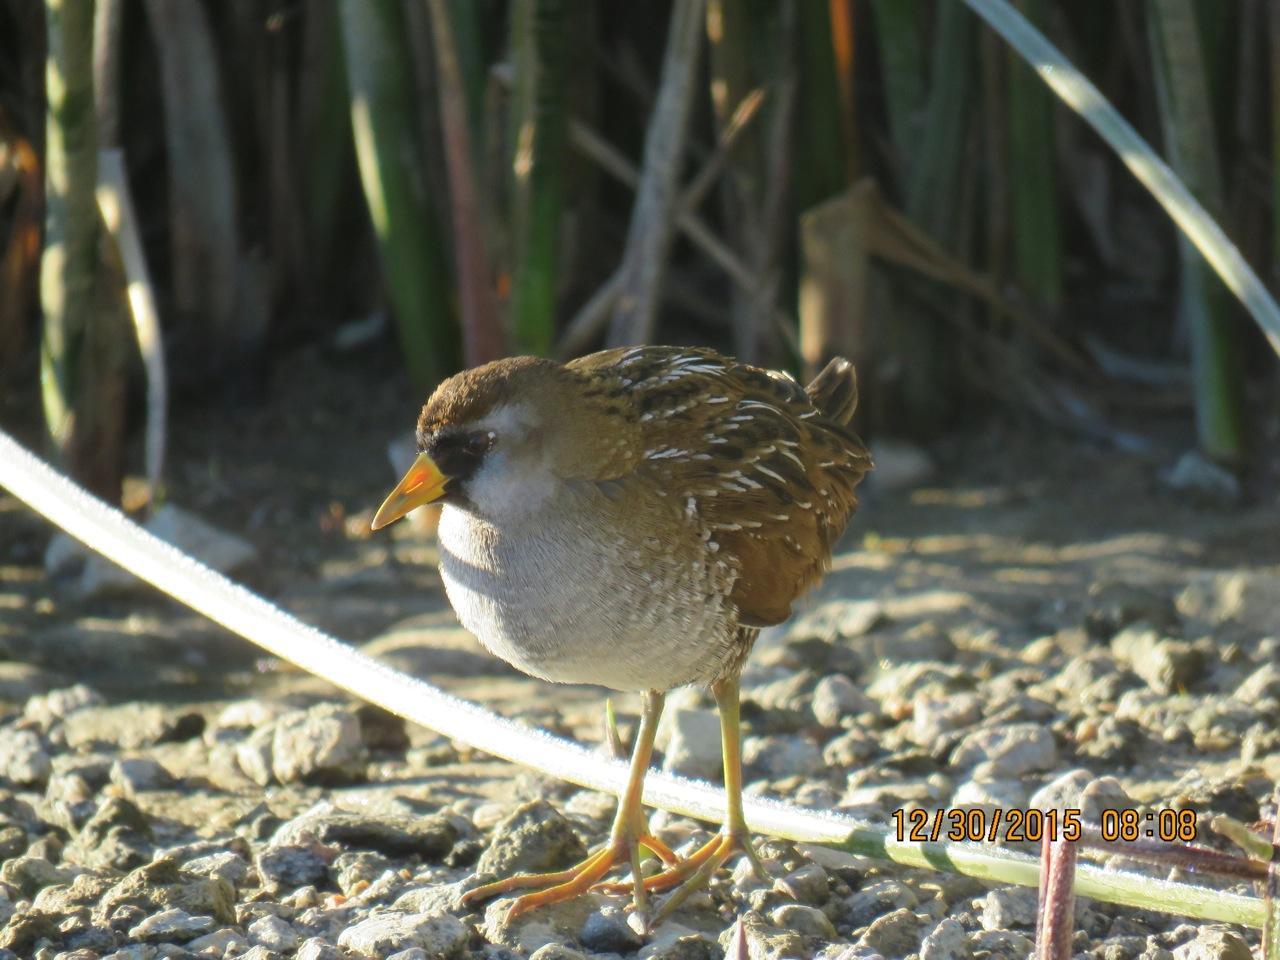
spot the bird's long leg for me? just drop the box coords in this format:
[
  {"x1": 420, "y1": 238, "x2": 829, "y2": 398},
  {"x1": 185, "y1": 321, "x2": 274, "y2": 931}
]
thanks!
[
  {"x1": 460, "y1": 690, "x2": 678, "y2": 921},
  {"x1": 597, "y1": 671, "x2": 763, "y2": 924}
]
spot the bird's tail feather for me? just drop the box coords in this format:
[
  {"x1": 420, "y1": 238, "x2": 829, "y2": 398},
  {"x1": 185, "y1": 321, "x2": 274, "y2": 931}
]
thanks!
[{"x1": 805, "y1": 357, "x2": 858, "y2": 426}]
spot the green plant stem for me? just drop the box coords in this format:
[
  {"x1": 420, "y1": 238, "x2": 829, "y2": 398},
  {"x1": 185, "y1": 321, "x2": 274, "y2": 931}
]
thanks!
[
  {"x1": 1148, "y1": 0, "x2": 1245, "y2": 462},
  {"x1": 41, "y1": 0, "x2": 99, "y2": 456},
  {"x1": 508, "y1": 0, "x2": 568, "y2": 356},
  {"x1": 339, "y1": 0, "x2": 456, "y2": 387},
  {"x1": 1005, "y1": 0, "x2": 1062, "y2": 307}
]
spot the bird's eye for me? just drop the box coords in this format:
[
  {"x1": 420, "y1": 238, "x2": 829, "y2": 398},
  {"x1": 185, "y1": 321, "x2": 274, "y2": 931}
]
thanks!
[{"x1": 467, "y1": 431, "x2": 495, "y2": 455}]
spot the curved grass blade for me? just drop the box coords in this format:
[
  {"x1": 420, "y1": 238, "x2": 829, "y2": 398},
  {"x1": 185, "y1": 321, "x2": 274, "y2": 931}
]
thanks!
[{"x1": 960, "y1": 0, "x2": 1280, "y2": 357}]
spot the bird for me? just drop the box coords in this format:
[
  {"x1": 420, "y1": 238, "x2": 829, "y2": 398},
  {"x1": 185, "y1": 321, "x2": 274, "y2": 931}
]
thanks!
[{"x1": 371, "y1": 345, "x2": 871, "y2": 924}]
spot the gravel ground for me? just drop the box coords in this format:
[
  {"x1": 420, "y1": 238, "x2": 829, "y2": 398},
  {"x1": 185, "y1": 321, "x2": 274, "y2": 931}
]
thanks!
[{"x1": 0, "y1": 352, "x2": 1277, "y2": 959}]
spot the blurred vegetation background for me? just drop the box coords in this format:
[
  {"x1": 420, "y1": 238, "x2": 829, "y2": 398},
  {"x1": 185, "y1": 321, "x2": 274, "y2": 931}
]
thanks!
[{"x1": 0, "y1": 0, "x2": 1277, "y2": 507}]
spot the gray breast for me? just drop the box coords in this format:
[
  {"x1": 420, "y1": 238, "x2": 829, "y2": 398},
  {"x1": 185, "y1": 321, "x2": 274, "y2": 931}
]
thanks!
[{"x1": 435, "y1": 488, "x2": 741, "y2": 692}]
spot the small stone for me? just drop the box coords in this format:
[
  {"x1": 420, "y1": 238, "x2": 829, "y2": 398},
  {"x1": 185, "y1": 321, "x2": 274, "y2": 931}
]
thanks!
[
  {"x1": 181, "y1": 851, "x2": 250, "y2": 889},
  {"x1": 110, "y1": 757, "x2": 175, "y2": 794},
  {"x1": 127, "y1": 908, "x2": 217, "y2": 943},
  {"x1": 0, "y1": 855, "x2": 71, "y2": 897},
  {"x1": 295, "y1": 938, "x2": 343, "y2": 960},
  {"x1": 839, "y1": 879, "x2": 918, "y2": 928},
  {"x1": 248, "y1": 915, "x2": 299, "y2": 952},
  {"x1": 0, "y1": 729, "x2": 51, "y2": 786},
  {"x1": 823, "y1": 729, "x2": 879, "y2": 767},
  {"x1": 1111, "y1": 626, "x2": 1201, "y2": 695},
  {"x1": 968, "y1": 930, "x2": 1034, "y2": 960},
  {"x1": 95, "y1": 859, "x2": 236, "y2": 926},
  {"x1": 482, "y1": 892, "x2": 604, "y2": 954},
  {"x1": 1170, "y1": 927, "x2": 1253, "y2": 960},
  {"x1": 337, "y1": 911, "x2": 468, "y2": 958},
  {"x1": 859, "y1": 907, "x2": 922, "y2": 959},
  {"x1": 1236, "y1": 662, "x2": 1280, "y2": 701},
  {"x1": 528, "y1": 946, "x2": 588, "y2": 960},
  {"x1": 70, "y1": 796, "x2": 154, "y2": 871},
  {"x1": 101, "y1": 947, "x2": 158, "y2": 960},
  {"x1": 920, "y1": 917, "x2": 970, "y2": 960},
  {"x1": 24, "y1": 685, "x2": 105, "y2": 729},
  {"x1": 184, "y1": 928, "x2": 248, "y2": 955},
  {"x1": 1159, "y1": 451, "x2": 1240, "y2": 505},
  {"x1": 1030, "y1": 770, "x2": 1132, "y2": 823},
  {"x1": 661, "y1": 709, "x2": 723, "y2": 780},
  {"x1": 812, "y1": 674, "x2": 873, "y2": 727},
  {"x1": 952, "y1": 778, "x2": 1028, "y2": 808},
  {"x1": 911, "y1": 694, "x2": 981, "y2": 747},
  {"x1": 474, "y1": 800, "x2": 587, "y2": 878},
  {"x1": 950, "y1": 724, "x2": 1057, "y2": 777},
  {"x1": 773, "y1": 862, "x2": 829, "y2": 905},
  {"x1": 978, "y1": 886, "x2": 1036, "y2": 930},
  {"x1": 62, "y1": 704, "x2": 203, "y2": 751},
  {"x1": 236, "y1": 727, "x2": 276, "y2": 786},
  {"x1": 719, "y1": 912, "x2": 806, "y2": 960},
  {"x1": 1085, "y1": 582, "x2": 1179, "y2": 639},
  {"x1": 272, "y1": 807, "x2": 459, "y2": 861},
  {"x1": 769, "y1": 902, "x2": 836, "y2": 937},
  {"x1": 271, "y1": 704, "x2": 367, "y2": 785},
  {"x1": 237, "y1": 947, "x2": 285, "y2": 960},
  {"x1": 743, "y1": 735, "x2": 823, "y2": 779},
  {"x1": 579, "y1": 904, "x2": 642, "y2": 953},
  {"x1": 255, "y1": 845, "x2": 330, "y2": 894}
]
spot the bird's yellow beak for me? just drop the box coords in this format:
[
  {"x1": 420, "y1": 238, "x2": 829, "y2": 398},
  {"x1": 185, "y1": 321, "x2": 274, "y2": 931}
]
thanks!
[{"x1": 371, "y1": 452, "x2": 448, "y2": 531}]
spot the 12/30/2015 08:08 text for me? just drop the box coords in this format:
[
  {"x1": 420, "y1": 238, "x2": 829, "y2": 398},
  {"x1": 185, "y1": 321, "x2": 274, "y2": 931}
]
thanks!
[{"x1": 892, "y1": 807, "x2": 1199, "y2": 843}]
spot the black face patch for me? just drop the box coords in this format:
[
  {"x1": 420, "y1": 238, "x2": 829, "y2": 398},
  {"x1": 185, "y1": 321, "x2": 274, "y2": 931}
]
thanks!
[{"x1": 425, "y1": 430, "x2": 494, "y2": 503}]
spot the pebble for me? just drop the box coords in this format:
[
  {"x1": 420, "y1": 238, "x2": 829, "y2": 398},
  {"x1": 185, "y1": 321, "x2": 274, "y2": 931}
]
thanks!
[
  {"x1": 719, "y1": 911, "x2": 806, "y2": 960},
  {"x1": 769, "y1": 902, "x2": 837, "y2": 937},
  {"x1": 858, "y1": 907, "x2": 922, "y2": 958},
  {"x1": 910, "y1": 693, "x2": 981, "y2": 747},
  {"x1": 773, "y1": 862, "x2": 829, "y2": 905},
  {"x1": 271, "y1": 705, "x2": 367, "y2": 785},
  {"x1": 528, "y1": 945, "x2": 588, "y2": 960},
  {"x1": 812, "y1": 674, "x2": 874, "y2": 727},
  {"x1": 977, "y1": 887, "x2": 1036, "y2": 930},
  {"x1": 474, "y1": 800, "x2": 587, "y2": 878},
  {"x1": 660, "y1": 708, "x2": 722, "y2": 780},
  {"x1": 579, "y1": 904, "x2": 643, "y2": 953},
  {"x1": 248, "y1": 914, "x2": 299, "y2": 952},
  {"x1": 181, "y1": 851, "x2": 250, "y2": 888},
  {"x1": 127, "y1": 908, "x2": 217, "y2": 943},
  {"x1": 920, "y1": 917, "x2": 970, "y2": 960},
  {"x1": 743, "y1": 734, "x2": 823, "y2": 779},
  {"x1": 337, "y1": 911, "x2": 469, "y2": 958},
  {"x1": 110, "y1": 757, "x2": 176, "y2": 794},
  {"x1": 255, "y1": 844, "x2": 331, "y2": 894},
  {"x1": 1111, "y1": 626, "x2": 1202, "y2": 695},
  {"x1": 1169, "y1": 926, "x2": 1253, "y2": 960},
  {"x1": 0, "y1": 729, "x2": 52, "y2": 786},
  {"x1": 295, "y1": 937, "x2": 343, "y2": 960},
  {"x1": 184, "y1": 927, "x2": 248, "y2": 955},
  {"x1": 950, "y1": 724, "x2": 1057, "y2": 777},
  {"x1": 968, "y1": 929, "x2": 1034, "y2": 960}
]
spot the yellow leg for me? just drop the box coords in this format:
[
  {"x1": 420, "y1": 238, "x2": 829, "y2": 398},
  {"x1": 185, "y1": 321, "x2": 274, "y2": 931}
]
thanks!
[
  {"x1": 461, "y1": 690, "x2": 676, "y2": 920},
  {"x1": 598, "y1": 672, "x2": 763, "y2": 924}
]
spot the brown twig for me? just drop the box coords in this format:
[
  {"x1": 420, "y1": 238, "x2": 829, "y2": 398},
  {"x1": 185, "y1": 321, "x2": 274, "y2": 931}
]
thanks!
[
  {"x1": 607, "y1": 0, "x2": 707, "y2": 345},
  {"x1": 1035, "y1": 836, "x2": 1078, "y2": 960},
  {"x1": 559, "y1": 104, "x2": 798, "y2": 357},
  {"x1": 425, "y1": 0, "x2": 506, "y2": 365}
]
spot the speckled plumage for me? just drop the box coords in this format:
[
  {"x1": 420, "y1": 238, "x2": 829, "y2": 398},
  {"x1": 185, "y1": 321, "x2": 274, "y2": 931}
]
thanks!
[{"x1": 418, "y1": 346, "x2": 872, "y2": 692}]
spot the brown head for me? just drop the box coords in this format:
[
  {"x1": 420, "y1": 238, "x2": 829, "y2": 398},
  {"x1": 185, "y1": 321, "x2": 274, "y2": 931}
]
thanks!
[{"x1": 371, "y1": 357, "x2": 641, "y2": 529}]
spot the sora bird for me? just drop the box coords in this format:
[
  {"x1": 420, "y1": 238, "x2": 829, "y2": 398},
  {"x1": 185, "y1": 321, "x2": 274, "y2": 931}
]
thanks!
[{"x1": 371, "y1": 345, "x2": 871, "y2": 923}]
